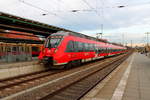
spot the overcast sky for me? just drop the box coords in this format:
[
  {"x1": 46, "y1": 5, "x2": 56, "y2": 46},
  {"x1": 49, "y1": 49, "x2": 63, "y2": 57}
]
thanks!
[{"x1": 0, "y1": 0, "x2": 150, "y2": 45}]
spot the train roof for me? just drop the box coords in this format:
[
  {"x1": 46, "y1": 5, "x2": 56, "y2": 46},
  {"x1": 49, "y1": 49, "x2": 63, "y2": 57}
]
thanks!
[
  {"x1": 51, "y1": 31, "x2": 108, "y2": 43},
  {"x1": 51, "y1": 31, "x2": 126, "y2": 49}
]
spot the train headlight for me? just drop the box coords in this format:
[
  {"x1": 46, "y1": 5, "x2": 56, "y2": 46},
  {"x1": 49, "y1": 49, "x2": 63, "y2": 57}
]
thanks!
[{"x1": 54, "y1": 48, "x2": 58, "y2": 53}]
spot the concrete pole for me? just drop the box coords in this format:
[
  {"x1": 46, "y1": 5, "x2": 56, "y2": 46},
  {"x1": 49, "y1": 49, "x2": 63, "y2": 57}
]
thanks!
[
  {"x1": 131, "y1": 40, "x2": 133, "y2": 48},
  {"x1": 145, "y1": 32, "x2": 150, "y2": 46},
  {"x1": 122, "y1": 34, "x2": 125, "y2": 46}
]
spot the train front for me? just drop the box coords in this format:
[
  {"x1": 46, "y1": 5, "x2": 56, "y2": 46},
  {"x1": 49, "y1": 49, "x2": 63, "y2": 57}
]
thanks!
[{"x1": 38, "y1": 34, "x2": 63, "y2": 66}]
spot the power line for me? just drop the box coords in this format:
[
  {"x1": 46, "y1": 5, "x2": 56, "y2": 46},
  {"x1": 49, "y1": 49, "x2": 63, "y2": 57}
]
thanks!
[
  {"x1": 82, "y1": 0, "x2": 101, "y2": 16},
  {"x1": 18, "y1": 0, "x2": 74, "y2": 21},
  {"x1": 82, "y1": 0, "x2": 104, "y2": 37},
  {"x1": 19, "y1": 0, "x2": 57, "y2": 16},
  {"x1": 18, "y1": 0, "x2": 81, "y2": 29}
]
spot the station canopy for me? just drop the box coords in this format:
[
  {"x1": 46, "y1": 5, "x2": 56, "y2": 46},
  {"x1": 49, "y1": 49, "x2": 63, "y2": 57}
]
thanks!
[
  {"x1": 0, "y1": 12, "x2": 122, "y2": 47},
  {"x1": 0, "y1": 12, "x2": 76, "y2": 43}
]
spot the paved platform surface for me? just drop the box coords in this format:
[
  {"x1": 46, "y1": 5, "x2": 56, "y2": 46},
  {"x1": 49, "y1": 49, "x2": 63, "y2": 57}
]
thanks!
[
  {"x1": 0, "y1": 60, "x2": 47, "y2": 80},
  {"x1": 0, "y1": 60, "x2": 38, "y2": 69},
  {"x1": 81, "y1": 52, "x2": 150, "y2": 100}
]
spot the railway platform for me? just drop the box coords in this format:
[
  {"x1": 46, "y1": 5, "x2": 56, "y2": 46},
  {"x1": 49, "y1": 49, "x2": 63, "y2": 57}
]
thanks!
[
  {"x1": 81, "y1": 52, "x2": 150, "y2": 100},
  {"x1": 0, "y1": 60, "x2": 38, "y2": 69},
  {"x1": 0, "y1": 60, "x2": 48, "y2": 80}
]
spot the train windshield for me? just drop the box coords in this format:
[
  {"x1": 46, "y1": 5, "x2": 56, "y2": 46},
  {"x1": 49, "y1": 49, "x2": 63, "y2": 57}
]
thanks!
[{"x1": 45, "y1": 37, "x2": 62, "y2": 48}]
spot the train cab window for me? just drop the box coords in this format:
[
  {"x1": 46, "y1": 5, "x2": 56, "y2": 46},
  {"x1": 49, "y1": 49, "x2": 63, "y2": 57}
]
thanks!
[
  {"x1": 45, "y1": 37, "x2": 62, "y2": 48},
  {"x1": 66, "y1": 41, "x2": 74, "y2": 52}
]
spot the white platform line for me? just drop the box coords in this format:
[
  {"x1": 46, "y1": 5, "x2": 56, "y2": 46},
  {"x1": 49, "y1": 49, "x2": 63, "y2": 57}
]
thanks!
[{"x1": 111, "y1": 54, "x2": 134, "y2": 100}]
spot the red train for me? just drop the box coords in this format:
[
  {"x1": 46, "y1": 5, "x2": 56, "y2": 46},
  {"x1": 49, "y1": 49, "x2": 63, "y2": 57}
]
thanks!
[{"x1": 38, "y1": 31, "x2": 127, "y2": 68}]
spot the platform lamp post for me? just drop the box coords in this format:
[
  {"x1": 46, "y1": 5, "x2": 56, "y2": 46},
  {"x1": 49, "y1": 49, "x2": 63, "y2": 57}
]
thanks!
[
  {"x1": 145, "y1": 32, "x2": 150, "y2": 55},
  {"x1": 131, "y1": 40, "x2": 133, "y2": 48},
  {"x1": 145, "y1": 32, "x2": 150, "y2": 46}
]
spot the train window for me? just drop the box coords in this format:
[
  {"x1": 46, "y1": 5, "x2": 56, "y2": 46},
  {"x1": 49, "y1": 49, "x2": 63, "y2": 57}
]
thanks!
[
  {"x1": 12, "y1": 47, "x2": 18, "y2": 52},
  {"x1": 92, "y1": 44, "x2": 95, "y2": 51},
  {"x1": 106, "y1": 48, "x2": 108, "y2": 53},
  {"x1": 108, "y1": 48, "x2": 110, "y2": 53},
  {"x1": 20, "y1": 46, "x2": 24, "y2": 52},
  {"x1": 82, "y1": 43, "x2": 85, "y2": 52},
  {"x1": 85, "y1": 43, "x2": 89, "y2": 52},
  {"x1": 104, "y1": 48, "x2": 106, "y2": 53},
  {"x1": 103, "y1": 48, "x2": 105, "y2": 53},
  {"x1": 78, "y1": 42, "x2": 83, "y2": 52},
  {"x1": 0, "y1": 46, "x2": 2, "y2": 52},
  {"x1": 6, "y1": 47, "x2": 11, "y2": 52},
  {"x1": 98, "y1": 48, "x2": 101, "y2": 53},
  {"x1": 100, "y1": 48, "x2": 103, "y2": 53},
  {"x1": 89, "y1": 44, "x2": 94, "y2": 51},
  {"x1": 106, "y1": 48, "x2": 109, "y2": 53},
  {"x1": 25, "y1": 47, "x2": 29, "y2": 53},
  {"x1": 66, "y1": 41, "x2": 74, "y2": 52},
  {"x1": 32, "y1": 46, "x2": 39, "y2": 51},
  {"x1": 88, "y1": 44, "x2": 91, "y2": 51},
  {"x1": 45, "y1": 38, "x2": 62, "y2": 48},
  {"x1": 73, "y1": 41, "x2": 79, "y2": 52},
  {"x1": 0, "y1": 47, "x2": 1, "y2": 59}
]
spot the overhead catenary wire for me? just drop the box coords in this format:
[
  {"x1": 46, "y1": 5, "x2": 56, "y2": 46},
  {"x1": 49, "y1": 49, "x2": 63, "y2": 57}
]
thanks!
[
  {"x1": 82, "y1": 0, "x2": 101, "y2": 16},
  {"x1": 82, "y1": 0, "x2": 105, "y2": 37},
  {"x1": 19, "y1": 0, "x2": 57, "y2": 16},
  {"x1": 18, "y1": 0, "x2": 70, "y2": 21},
  {"x1": 18, "y1": 0, "x2": 81, "y2": 30}
]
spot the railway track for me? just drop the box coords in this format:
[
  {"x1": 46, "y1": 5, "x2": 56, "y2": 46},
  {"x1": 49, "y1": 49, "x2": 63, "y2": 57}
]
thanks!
[
  {"x1": 42, "y1": 54, "x2": 130, "y2": 100},
  {"x1": 0, "y1": 70, "x2": 63, "y2": 98},
  {"x1": 0, "y1": 52, "x2": 132, "y2": 100},
  {"x1": 0, "y1": 58, "x2": 107, "y2": 98}
]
